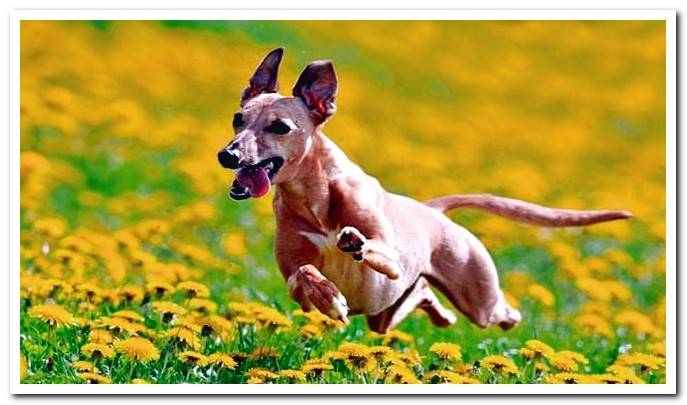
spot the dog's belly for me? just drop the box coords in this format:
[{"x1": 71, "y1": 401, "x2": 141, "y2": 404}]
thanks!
[{"x1": 301, "y1": 231, "x2": 405, "y2": 315}]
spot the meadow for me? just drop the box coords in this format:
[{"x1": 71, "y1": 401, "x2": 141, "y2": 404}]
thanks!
[{"x1": 19, "y1": 20, "x2": 666, "y2": 384}]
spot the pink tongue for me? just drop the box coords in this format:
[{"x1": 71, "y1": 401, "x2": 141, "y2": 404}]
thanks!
[{"x1": 236, "y1": 166, "x2": 271, "y2": 198}]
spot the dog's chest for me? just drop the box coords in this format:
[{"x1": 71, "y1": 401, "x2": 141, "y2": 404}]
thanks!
[{"x1": 299, "y1": 230, "x2": 396, "y2": 315}]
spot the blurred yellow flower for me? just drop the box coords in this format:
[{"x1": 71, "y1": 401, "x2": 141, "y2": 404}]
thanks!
[
  {"x1": 222, "y1": 232, "x2": 247, "y2": 257},
  {"x1": 526, "y1": 284, "x2": 555, "y2": 307}
]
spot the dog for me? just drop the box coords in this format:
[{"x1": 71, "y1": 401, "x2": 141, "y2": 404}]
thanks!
[{"x1": 217, "y1": 48, "x2": 632, "y2": 333}]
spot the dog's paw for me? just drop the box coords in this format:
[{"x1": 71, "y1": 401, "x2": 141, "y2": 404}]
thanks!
[
  {"x1": 296, "y1": 265, "x2": 349, "y2": 324},
  {"x1": 336, "y1": 226, "x2": 366, "y2": 262}
]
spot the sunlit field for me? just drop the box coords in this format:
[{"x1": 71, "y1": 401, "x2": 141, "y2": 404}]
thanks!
[{"x1": 19, "y1": 20, "x2": 666, "y2": 384}]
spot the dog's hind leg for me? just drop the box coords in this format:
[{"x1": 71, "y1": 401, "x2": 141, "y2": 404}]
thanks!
[
  {"x1": 426, "y1": 223, "x2": 521, "y2": 330},
  {"x1": 366, "y1": 277, "x2": 456, "y2": 334}
]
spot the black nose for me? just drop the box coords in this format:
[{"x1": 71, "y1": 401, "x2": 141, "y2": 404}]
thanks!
[{"x1": 218, "y1": 148, "x2": 240, "y2": 169}]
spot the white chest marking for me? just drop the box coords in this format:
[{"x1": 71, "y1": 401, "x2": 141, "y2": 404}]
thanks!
[{"x1": 299, "y1": 230, "x2": 339, "y2": 252}]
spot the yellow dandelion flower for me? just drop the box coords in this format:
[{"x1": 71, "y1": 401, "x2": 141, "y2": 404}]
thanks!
[
  {"x1": 594, "y1": 373, "x2": 645, "y2": 384},
  {"x1": 81, "y1": 343, "x2": 115, "y2": 360},
  {"x1": 337, "y1": 342, "x2": 377, "y2": 373},
  {"x1": 549, "y1": 354, "x2": 579, "y2": 372},
  {"x1": 519, "y1": 348, "x2": 536, "y2": 360},
  {"x1": 382, "y1": 329, "x2": 413, "y2": 345},
  {"x1": 128, "y1": 249, "x2": 158, "y2": 267},
  {"x1": 165, "y1": 326, "x2": 201, "y2": 349},
  {"x1": 71, "y1": 360, "x2": 98, "y2": 374},
  {"x1": 131, "y1": 378, "x2": 150, "y2": 384},
  {"x1": 176, "y1": 281, "x2": 210, "y2": 298},
  {"x1": 222, "y1": 232, "x2": 247, "y2": 257},
  {"x1": 647, "y1": 341, "x2": 666, "y2": 357},
  {"x1": 603, "y1": 248, "x2": 633, "y2": 267},
  {"x1": 429, "y1": 342, "x2": 462, "y2": 362},
  {"x1": 615, "y1": 310, "x2": 658, "y2": 336},
  {"x1": 615, "y1": 353, "x2": 665, "y2": 371},
  {"x1": 504, "y1": 272, "x2": 535, "y2": 297},
  {"x1": 79, "y1": 372, "x2": 111, "y2": 384},
  {"x1": 150, "y1": 301, "x2": 187, "y2": 321},
  {"x1": 119, "y1": 284, "x2": 145, "y2": 303},
  {"x1": 78, "y1": 302, "x2": 98, "y2": 313},
  {"x1": 543, "y1": 373, "x2": 594, "y2": 384},
  {"x1": 247, "y1": 377, "x2": 264, "y2": 384},
  {"x1": 188, "y1": 298, "x2": 218, "y2": 314},
  {"x1": 394, "y1": 349, "x2": 423, "y2": 368},
  {"x1": 178, "y1": 350, "x2": 207, "y2": 364},
  {"x1": 299, "y1": 323, "x2": 323, "y2": 338},
  {"x1": 527, "y1": 284, "x2": 555, "y2": 307},
  {"x1": 145, "y1": 281, "x2": 175, "y2": 297},
  {"x1": 301, "y1": 360, "x2": 334, "y2": 375},
  {"x1": 368, "y1": 345, "x2": 394, "y2": 363},
  {"x1": 524, "y1": 340, "x2": 555, "y2": 358},
  {"x1": 202, "y1": 353, "x2": 237, "y2": 370},
  {"x1": 112, "y1": 309, "x2": 144, "y2": 323},
  {"x1": 579, "y1": 302, "x2": 612, "y2": 317},
  {"x1": 384, "y1": 364, "x2": 420, "y2": 384},
  {"x1": 95, "y1": 316, "x2": 151, "y2": 336},
  {"x1": 114, "y1": 337, "x2": 160, "y2": 362},
  {"x1": 28, "y1": 304, "x2": 75, "y2": 327},
  {"x1": 251, "y1": 347, "x2": 280, "y2": 360},
  {"x1": 604, "y1": 280, "x2": 633, "y2": 302},
  {"x1": 246, "y1": 368, "x2": 278, "y2": 381},
  {"x1": 256, "y1": 311, "x2": 292, "y2": 330},
  {"x1": 480, "y1": 355, "x2": 518, "y2": 375},
  {"x1": 198, "y1": 315, "x2": 234, "y2": 341},
  {"x1": 99, "y1": 288, "x2": 121, "y2": 306},
  {"x1": 606, "y1": 365, "x2": 645, "y2": 384},
  {"x1": 20, "y1": 356, "x2": 28, "y2": 381},
  {"x1": 426, "y1": 371, "x2": 479, "y2": 384},
  {"x1": 293, "y1": 309, "x2": 344, "y2": 329},
  {"x1": 113, "y1": 230, "x2": 141, "y2": 250},
  {"x1": 279, "y1": 369, "x2": 307, "y2": 383},
  {"x1": 574, "y1": 313, "x2": 614, "y2": 337},
  {"x1": 34, "y1": 217, "x2": 67, "y2": 238}
]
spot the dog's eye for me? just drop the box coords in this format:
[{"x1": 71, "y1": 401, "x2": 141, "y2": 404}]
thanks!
[
  {"x1": 265, "y1": 120, "x2": 292, "y2": 135},
  {"x1": 232, "y1": 113, "x2": 244, "y2": 128}
]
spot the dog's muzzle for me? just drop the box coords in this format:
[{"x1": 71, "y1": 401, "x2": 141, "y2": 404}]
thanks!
[{"x1": 228, "y1": 156, "x2": 284, "y2": 200}]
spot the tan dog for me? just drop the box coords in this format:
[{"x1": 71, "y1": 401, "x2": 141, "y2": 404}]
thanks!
[{"x1": 218, "y1": 48, "x2": 632, "y2": 333}]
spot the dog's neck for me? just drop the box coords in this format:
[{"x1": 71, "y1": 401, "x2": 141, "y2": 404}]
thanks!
[{"x1": 275, "y1": 131, "x2": 357, "y2": 232}]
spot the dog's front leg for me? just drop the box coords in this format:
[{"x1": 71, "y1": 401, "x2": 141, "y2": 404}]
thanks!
[
  {"x1": 336, "y1": 226, "x2": 401, "y2": 280},
  {"x1": 287, "y1": 264, "x2": 350, "y2": 323}
]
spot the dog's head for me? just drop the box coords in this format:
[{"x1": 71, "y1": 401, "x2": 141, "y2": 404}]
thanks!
[{"x1": 218, "y1": 48, "x2": 338, "y2": 200}]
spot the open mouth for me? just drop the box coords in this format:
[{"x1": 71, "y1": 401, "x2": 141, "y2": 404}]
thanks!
[{"x1": 229, "y1": 157, "x2": 284, "y2": 200}]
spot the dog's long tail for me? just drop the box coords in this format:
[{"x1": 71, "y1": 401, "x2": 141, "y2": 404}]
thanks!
[{"x1": 425, "y1": 194, "x2": 632, "y2": 227}]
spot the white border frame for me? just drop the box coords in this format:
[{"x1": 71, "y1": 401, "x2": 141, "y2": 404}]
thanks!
[{"x1": 8, "y1": 9, "x2": 677, "y2": 395}]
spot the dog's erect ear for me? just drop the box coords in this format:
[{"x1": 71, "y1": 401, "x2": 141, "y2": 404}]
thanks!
[
  {"x1": 292, "y1": 61, "x2": 338, "y2": 124},
  {"x1": 240, "y1": 47, "x2": 284, "y2": 106}
]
